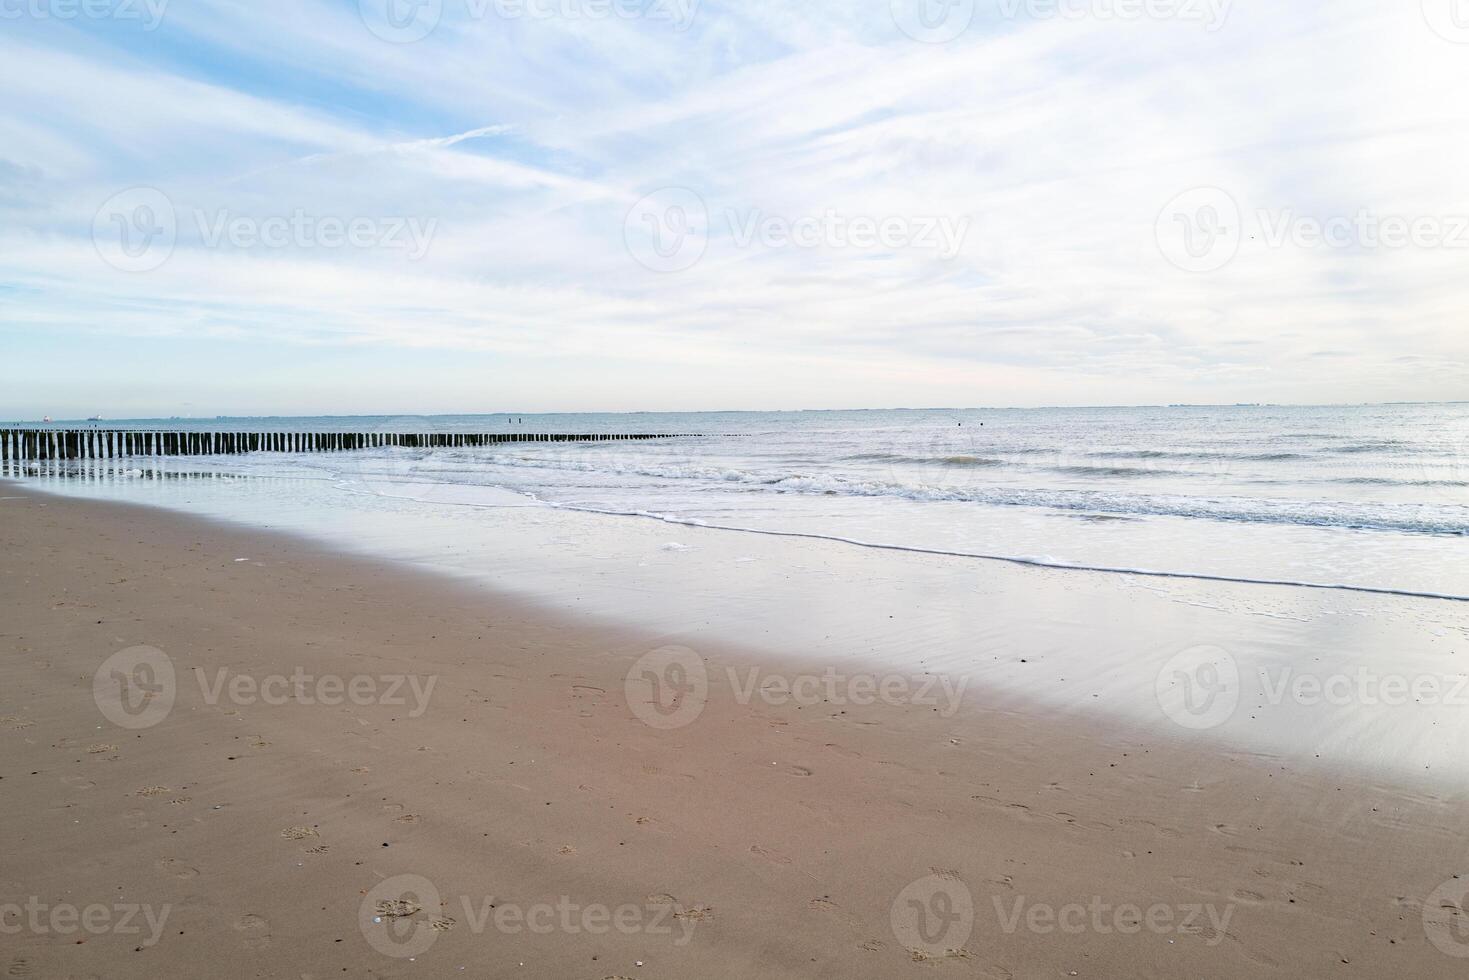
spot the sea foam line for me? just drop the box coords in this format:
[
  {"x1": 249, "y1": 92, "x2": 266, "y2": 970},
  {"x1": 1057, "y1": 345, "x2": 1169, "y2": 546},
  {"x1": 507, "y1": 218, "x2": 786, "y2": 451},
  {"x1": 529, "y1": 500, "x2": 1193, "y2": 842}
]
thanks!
[
  {"x1": 323, "y1": 468, "x2": 1469, "y2": 603},
  {"x1": 548, "y1": 501, "x2": 1469, "y2": 604}
]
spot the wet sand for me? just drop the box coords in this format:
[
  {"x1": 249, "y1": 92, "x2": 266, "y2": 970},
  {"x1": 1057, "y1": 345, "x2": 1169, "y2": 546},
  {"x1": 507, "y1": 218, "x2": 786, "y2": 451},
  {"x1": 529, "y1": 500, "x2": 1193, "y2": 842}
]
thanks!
[{"x1": 2, "y1": 484, "x2": 1466, "y2": 978}]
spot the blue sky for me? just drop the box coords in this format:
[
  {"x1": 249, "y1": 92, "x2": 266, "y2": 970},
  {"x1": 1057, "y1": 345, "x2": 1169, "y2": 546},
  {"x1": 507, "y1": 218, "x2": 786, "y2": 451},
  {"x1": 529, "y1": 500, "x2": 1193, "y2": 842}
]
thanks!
[{"x1": 2, "y1": 0, "x2": 1467, "y2": 418}]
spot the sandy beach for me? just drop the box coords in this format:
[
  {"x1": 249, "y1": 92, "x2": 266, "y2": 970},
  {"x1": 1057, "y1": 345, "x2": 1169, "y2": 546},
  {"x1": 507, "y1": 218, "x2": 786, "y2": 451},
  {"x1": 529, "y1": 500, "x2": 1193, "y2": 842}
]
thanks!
[
  {"x1": 10, "y1": 0, "x2": 1468, "y2": 972},
  {"x1": 3, "y1": 482, "x2": 1467, "y2": 978}
]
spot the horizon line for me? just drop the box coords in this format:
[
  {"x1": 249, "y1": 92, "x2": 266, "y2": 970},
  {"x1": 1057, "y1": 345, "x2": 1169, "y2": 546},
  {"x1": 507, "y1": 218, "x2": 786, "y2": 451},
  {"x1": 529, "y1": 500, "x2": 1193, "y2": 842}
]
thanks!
[{"x1": 8, "y1": 400, "x2": 1466, "y2": 425}]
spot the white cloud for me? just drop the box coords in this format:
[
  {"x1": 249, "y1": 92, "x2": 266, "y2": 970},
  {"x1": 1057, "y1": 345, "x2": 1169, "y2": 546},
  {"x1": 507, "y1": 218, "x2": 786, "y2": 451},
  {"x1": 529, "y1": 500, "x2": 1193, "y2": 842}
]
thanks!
[{"x1": 2, "y1": 0, "x2": 1467, "y2": 411}]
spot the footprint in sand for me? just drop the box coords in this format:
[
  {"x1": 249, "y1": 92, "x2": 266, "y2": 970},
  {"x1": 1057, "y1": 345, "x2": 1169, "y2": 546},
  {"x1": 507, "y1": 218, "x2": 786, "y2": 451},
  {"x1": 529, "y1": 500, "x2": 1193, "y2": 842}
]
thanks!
[
  {"x1": 394, "y1": 814, "x2": 420, "y2": 825},
  {"x1": 674, "y1": 906, "x2": 714, "y2": 921},
  {"x1": 1118, "y1": 817, "x2": 1183, "y2": 839},
  {"x1": 60, "y1": 775, "x2": 94, "y2": 790},
  {"x1": 782, "y1": 765, "x2": 813, "y2": 777},
  {"x1": 280, "y1": 826, "x2": 318, "y2": 841},
  {"x1": 375, "y1": 898, "x2": 421, "y2": 918},
  {"x1": 86, "y1": 743, "x2": 117, "y2": 754},
  {"x1": 633, "y1": 815, "x2": 671, "y2": 833},
  {"x1": 750, "y1": 844, "x2": 792, "y2": 865},
  {"x1": 122, "y1": 809, "x2": 149, "y2": 829},
  {"x1": 234, "y1": 913, "x2": 271, "y2": 950},
  {"x1": 1054, "y1": 812, "x2": 1114, "y2": 833},
  {"x1": 6, "y1": 957, "x2": 33, "y2": 978},
  {"x1": 156, "y1": 858, "x2": 199, "y2": 879},
  {"x1": 135, "y1": 786, "x2": 170, "y2": 797},
  {"x1": 808, "y1": 898, "x2": 839, "y2": 913}
]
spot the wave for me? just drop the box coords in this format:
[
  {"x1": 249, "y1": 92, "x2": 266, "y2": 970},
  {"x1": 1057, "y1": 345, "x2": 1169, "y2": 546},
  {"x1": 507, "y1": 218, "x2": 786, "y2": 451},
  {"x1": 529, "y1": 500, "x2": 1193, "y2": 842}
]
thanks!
[
  {"x1": 1086, "y1": 450, "x2": 1311, "y2": 462},
  {"x1": 466, "y1": 451, "x2": 1469, "y2": 537},
  {"x1": 845, "y1": 453, "x2": 1005, "y2": 467},
  {"x1": 1333, "y1": 441, "x2": 1415, "y2": 454},
  {"x1": 1053, "y1": 465, "x2": 1194, "y2": 478},
  {"x1": 1328, "y1": 477, "x2": 1469, "y2": 488},
  {"x1": 315, "y1": 462, "x2": 1469, "y2": 603}
]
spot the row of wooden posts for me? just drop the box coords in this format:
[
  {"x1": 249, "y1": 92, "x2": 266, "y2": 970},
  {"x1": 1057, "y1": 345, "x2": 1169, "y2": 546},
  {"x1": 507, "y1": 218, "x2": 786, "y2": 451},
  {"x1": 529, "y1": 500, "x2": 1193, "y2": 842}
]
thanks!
[{"x1": 0, "y1": 430, "x2": 692, "y2": 462}]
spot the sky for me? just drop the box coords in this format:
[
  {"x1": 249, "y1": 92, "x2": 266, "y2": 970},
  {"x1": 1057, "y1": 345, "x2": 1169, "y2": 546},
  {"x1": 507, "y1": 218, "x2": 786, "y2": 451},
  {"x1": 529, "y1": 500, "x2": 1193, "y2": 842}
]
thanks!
[{"x1": 1, "y1": 0, "x2": 1467, "y2": 418}]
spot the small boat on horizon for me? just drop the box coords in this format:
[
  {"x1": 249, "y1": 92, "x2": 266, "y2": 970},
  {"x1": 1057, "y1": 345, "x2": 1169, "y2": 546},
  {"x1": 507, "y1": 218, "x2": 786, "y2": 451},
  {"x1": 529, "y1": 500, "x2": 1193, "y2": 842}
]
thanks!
[{"x1": 87, "y1": 415, "x2": 103, "y2": 422}]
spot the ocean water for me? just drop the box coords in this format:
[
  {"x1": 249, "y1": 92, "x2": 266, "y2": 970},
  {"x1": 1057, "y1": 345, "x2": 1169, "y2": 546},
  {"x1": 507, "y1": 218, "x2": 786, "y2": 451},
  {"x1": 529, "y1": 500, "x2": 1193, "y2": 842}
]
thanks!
[{"x1": 8, "y1": 404, "x2": 1469, "y2": 599}]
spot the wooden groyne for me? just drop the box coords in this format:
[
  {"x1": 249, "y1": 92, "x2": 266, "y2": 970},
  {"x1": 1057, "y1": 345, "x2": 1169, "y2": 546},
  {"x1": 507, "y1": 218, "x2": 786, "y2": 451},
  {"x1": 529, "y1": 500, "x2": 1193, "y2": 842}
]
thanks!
[{"x1": 0, "y1": 430, "x2": 694, "y2": 462}]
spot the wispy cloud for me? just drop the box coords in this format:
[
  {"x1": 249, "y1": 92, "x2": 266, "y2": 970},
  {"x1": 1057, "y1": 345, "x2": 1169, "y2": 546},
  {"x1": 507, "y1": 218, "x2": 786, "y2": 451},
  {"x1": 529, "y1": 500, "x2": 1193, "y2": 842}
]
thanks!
[{"x1": 2, "y1": 0, "x2": 1467, "y2": 414}]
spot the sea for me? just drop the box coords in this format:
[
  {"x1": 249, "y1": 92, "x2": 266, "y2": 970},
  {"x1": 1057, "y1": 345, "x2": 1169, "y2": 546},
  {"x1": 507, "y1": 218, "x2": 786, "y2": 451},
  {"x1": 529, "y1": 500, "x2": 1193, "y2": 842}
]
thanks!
[{"x1": 7, "y1": 403, "x2": 1468, "y2": 600}]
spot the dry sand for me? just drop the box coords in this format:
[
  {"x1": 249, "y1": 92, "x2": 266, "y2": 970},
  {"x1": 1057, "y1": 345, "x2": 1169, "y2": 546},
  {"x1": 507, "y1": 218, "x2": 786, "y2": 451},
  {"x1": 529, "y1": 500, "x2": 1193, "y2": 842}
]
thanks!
[{"x1": 2, "y1": 484, "x2": 1467, "y2": 978}]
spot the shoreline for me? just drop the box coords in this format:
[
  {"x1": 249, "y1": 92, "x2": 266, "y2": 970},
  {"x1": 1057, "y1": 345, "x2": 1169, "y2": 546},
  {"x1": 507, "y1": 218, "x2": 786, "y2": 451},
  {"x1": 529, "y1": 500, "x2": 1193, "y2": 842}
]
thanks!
[
  {"x1": 3, "y1": 484, "x2": 1467, "y2": 977},
  {"x1": 13, "y1": 470, "x2": 1469, "y2": 785}
]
